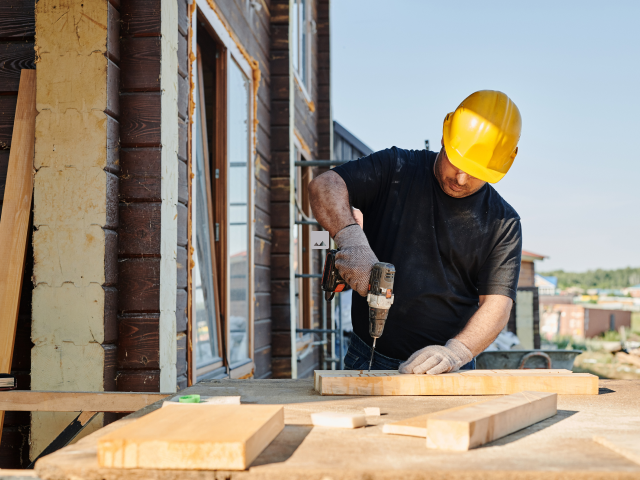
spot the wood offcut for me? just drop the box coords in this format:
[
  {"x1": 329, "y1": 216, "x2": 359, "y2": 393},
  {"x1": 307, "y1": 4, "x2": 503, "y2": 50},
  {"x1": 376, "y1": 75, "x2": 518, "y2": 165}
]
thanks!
[
  {"x1": 97, "y1": 404, "x2": 284, "y2": 470},
  {"x1": 315, "y1": 369, "x2": 598, "y2": 396},
  {"x1": 426, "y1": 391, "x2": 557, "y2": 451}
]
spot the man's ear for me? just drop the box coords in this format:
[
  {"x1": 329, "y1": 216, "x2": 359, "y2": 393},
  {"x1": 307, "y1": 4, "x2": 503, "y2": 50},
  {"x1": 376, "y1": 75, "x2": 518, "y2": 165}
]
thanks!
[{"x1": 441, "y1": 137, "x2": 444, "y2": 147}]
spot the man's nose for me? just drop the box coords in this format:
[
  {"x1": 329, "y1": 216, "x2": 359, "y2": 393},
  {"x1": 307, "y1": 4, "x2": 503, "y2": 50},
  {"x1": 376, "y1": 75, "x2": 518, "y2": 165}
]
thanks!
[{"x1": 456, "y1": 171, "x2": 468, "y2": 185}]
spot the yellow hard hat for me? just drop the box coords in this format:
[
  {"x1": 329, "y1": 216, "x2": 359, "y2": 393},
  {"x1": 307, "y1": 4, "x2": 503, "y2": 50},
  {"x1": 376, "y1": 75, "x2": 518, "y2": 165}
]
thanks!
[{"x1": 442, "y1": 90, "x2": 522, "y2": 183}]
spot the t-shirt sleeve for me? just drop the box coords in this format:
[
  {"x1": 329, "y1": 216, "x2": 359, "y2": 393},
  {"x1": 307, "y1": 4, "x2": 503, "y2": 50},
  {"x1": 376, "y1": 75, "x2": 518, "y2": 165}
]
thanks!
[
  {"x1": 477, "y1": 218, "x2": 522, "y2": 301},
  {"x1": 331, "y1": 148, "x2": 396, "y2": 216}
]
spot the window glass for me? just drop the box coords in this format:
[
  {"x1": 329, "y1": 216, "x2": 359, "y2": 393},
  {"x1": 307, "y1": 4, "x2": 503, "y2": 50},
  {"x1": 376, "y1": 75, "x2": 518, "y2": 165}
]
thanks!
[
  {"x1": 227, "y1": 59, "x2": 251, "y2": 365},
  {"x1": 292, "y1": 0, "x2": 299, "y2": 73},
  {"x1": 300, "y1": 0, "x2": 308, "y2": 86},
  {"x1": 292, "y1": 0, "x2": 309, "y2": 87},
  {"x1": 194, "y1": 78, "x2": 221, "y2": 369}
]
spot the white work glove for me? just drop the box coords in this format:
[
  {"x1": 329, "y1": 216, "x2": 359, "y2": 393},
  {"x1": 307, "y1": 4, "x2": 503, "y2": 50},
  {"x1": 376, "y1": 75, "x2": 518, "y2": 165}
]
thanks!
[
  {"x1": 333, "y1": 224, "x2": 378, "y2": 297},
  {"x1": 398, "y1": 339, "x2": 473, "y2": 375}
]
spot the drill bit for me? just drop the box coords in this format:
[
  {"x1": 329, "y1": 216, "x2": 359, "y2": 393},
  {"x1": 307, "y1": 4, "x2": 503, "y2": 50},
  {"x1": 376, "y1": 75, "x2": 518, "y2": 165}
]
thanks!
[{"x1": 368, "y1": 338, "x2": 377, "y2": 372}]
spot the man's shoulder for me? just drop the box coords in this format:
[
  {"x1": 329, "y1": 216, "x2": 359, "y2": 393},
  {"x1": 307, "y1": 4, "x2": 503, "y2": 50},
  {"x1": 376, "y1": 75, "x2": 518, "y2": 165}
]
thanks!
[{"x1": 484, "y1": 185, "x2": 520, "y2": 222}]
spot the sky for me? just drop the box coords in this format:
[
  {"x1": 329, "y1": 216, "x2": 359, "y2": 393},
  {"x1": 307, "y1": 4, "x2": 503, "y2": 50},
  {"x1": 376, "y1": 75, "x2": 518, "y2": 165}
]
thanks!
[{"x1": 330, "y1": 1, "x2": 640, "y2": 273}]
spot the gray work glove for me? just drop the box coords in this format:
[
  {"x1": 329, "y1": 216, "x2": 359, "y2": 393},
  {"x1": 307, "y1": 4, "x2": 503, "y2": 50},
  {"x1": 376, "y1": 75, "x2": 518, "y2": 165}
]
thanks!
[
  {"x1": 398, "y1": 339, "x2": 473, "y2": 375},
  {"x1": 333, "y1": 224, "x2": 378, "y2": 297}
]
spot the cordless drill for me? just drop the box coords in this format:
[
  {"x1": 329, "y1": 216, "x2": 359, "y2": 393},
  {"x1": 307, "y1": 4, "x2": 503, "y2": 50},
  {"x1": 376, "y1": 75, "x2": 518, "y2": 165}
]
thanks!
[{"x1": 321, "y1": 250, "x2": 396, "y2": 371}]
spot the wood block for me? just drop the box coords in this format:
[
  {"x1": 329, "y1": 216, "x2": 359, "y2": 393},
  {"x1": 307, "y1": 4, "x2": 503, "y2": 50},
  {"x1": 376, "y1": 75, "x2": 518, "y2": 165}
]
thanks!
[
  {"x1": 97, "y1": 404, "x2": 284, "y2": 470},
  {"x1": 593, "y1": 434, "x2": 640, "y2": 466},
  {"x1": 364, "y1": 407, "x2": 381, "y2": 416},
  {"x1": 382, "y1": 399, "x2": 494, "y2": 438},
  {"x1": 426, "y1": 391, "x2": 557, "y2": 451},
  {"x1": 315, "y1": 370, "x2": 598, "y2": 396},
  {"x1": 310, "y1": 412, "x2": 366, "y2": 429}
]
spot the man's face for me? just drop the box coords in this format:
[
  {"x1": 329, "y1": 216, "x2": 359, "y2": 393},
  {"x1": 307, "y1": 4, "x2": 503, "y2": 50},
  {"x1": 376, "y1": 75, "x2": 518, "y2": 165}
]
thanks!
[{"x1": 435, "y1": 139, "x2": 486, "y2": 198}]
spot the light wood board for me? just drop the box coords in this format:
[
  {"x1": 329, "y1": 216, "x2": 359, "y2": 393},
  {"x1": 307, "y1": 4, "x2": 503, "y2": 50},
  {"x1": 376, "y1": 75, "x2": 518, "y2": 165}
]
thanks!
[
  {"x1": 593, "y1": 434, "x2": 640, "y2": 466},
  {"x1": 0, "y1": 391, "x2": 169, "y2": 412},
  {"x1": 426, "y1": 391, "x2": 557, "y2": 451},
  {"x1": 98, "y1": 404, "x2": 284, "y2": 470},
  {"x1": 315, "y1": 370, "x2": 598, "y2": 395},
  {"x1": 0, "y1": 69, "x2": 37, "y2": 444},
  {"x1": 382, "y1": 398, "x2": 494, "y2": 437}
]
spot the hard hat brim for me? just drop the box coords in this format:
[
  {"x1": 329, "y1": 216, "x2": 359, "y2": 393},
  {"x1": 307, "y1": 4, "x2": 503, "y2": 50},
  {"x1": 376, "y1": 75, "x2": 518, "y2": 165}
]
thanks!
[{"x1": 442, "y1": 120, "x2": 507, "y2": 184}]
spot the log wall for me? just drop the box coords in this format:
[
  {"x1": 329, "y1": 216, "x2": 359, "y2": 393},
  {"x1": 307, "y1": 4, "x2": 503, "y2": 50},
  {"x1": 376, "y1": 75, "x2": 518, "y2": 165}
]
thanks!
[{"x1": 117, "y1": 0, "x2": 189, "y2": 392}]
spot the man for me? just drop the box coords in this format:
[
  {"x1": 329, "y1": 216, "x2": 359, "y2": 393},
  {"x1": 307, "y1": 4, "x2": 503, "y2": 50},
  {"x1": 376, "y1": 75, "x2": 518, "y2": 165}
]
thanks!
[{"x1": 309, "y1": 90, "x2": 523, "y2": 375}]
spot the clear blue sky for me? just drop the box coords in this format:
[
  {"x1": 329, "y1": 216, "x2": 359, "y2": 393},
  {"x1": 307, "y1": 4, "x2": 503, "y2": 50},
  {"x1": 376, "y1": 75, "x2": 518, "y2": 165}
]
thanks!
[{"x1": 330, "y1": 1, "x2": 640, "y2": 272}]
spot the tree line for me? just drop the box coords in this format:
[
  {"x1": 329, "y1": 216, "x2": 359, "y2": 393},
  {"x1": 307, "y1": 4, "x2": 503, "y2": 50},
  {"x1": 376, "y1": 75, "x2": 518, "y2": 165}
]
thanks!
[{"x1": 539, "y1": 267, "x2": 640, "y2": 291}]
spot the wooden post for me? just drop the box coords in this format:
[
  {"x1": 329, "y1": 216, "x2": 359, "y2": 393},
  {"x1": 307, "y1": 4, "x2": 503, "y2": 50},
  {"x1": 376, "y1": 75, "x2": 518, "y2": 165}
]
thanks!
[{"x1": 0, "y1": 69, "x2": 37, "y2": 444}]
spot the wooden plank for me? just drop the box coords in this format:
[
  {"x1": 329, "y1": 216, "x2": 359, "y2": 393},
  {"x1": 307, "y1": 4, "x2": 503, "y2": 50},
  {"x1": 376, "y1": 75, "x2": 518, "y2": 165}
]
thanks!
[
  {"x1": 254, "y1": 319, "x2": 271, "y2": 350},
  {"x1": 119, "y1": 148, "x2": 162, "y2": 201},
  {"x1": 117, "y1": 203, "x2": 161, "y2": 255},
  {"x1": 382, "y1": 399, "x2": 494, "y2": 438},
  {"x1": 117, "y1": 315, "x2": 159, "y2": 369},
  {"x1": 255, "y1": 205, "x2": 271, "y2": 240},
  {"x1": 254, "y1": 346, "x2": 272, "y2": 379},
  {"x1": 593, "y1": 433, "x2": 640, "y2": 466},
  {"x1": 120, "y1": 0, "x2": 161, "y2": 37},
  {"x1": 176, "y1": 288, "x2": 187, "y2": 332},
  {"x1": 116, "y1": 370, "x2": 160, "y2": 392},
  {"x1": 316, "y1": 370, "x2": 598, "y2": 396},
  {"x1": 177, "y1": 202, "x2": 188, "y2": 247},
  {"x1": 117, "y1": 258, "x2": 160, "y2": 313},
  {"x1": 120, "y1": 38, "x2": 161, "y2": 92},
  {"x1": 119, "y1": 93, "x2": 161, "y2": 147},
  {"x1": 426, "y1": 391, "x2": 557, "y2": 451},
  {"x1": 0, "y1": 391, "x2": 168, "y2": 412},
  {"x1": 255, "y1": 265, "x2": 271, "y2": 293},
  {"x1": 255, "y1": 292, "x2": 271, "y2": 321},
  {"x1": 176, "y1": 246, "x2": 188, "y2": 289},
  {"x1": 97, "y1": 405, "x2": 284, "y2": 470},
  {"x1": 0, "y1": 70, "x2": 35, "y2": 443},
  {"x1": 254, "y1": 237, "x2": 271, "y2": 266}
]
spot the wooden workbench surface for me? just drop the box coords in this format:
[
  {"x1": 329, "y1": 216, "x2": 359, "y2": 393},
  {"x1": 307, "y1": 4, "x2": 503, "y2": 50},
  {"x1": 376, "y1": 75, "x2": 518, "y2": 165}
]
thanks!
[{"x1": 32, "y1": 379, "x2": 640, "y2": 480}]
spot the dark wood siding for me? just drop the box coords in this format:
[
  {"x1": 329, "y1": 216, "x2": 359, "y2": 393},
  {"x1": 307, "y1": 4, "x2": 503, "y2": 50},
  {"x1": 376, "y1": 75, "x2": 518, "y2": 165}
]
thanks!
[
  {"x1": 269, "y1": 0, "x2": 291, "y2": 378},
  {"x1": 117, "y1": 0, "x2": 189, "y2": 392},
  {"x1": 270, "y1": 0, "x2": 331, "y2": 379},
  {"x1": 0, "y1": 0, "x2": 35, "y2": 467}
]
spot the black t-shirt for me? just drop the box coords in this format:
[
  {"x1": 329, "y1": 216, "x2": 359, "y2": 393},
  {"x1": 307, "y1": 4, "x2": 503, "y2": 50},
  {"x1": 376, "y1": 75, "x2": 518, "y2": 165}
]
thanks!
[{"x1": 333, "y1": 147, "x2": 522, "y2": 361}]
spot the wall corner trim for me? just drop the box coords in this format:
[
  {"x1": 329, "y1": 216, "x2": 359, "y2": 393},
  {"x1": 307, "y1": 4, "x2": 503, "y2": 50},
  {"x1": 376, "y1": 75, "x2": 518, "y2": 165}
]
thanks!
[{"x1": 159, "y1": 0, "x2": 180, "y2": 393}]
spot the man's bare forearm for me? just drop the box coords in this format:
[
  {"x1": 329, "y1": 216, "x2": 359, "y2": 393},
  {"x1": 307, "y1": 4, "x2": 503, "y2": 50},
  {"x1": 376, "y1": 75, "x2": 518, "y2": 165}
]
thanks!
[
  {"x1": 454, "y1": 295, "x2": 513, "y2": 356},
  {"x1": 309, "y1": 171, "x2": 356, "y2": 238}
]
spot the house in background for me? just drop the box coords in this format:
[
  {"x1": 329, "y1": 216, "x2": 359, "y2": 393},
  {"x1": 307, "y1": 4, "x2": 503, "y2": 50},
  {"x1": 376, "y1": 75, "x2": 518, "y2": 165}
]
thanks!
[
  {"x1": 535, "y1": 274, "x2": 558, "y2": 295},
  {"x1": 333, "y1": 121, "x2": 374, "y2": 160},
  {"x1": 0, "y1": 0, "x2": 333, "y2": 468},
  {"x1": 540, "y1": 305, "x2": 631, "y2": 340},
  {"x1": 623, "y1": 284, "x2": 640, "y2": 298}
]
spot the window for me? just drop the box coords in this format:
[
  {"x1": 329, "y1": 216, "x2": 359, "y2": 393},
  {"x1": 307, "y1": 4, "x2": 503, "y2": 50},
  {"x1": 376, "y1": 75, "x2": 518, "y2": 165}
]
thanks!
[
  {"x1": 192, "y1": 16, "x2": 255, "y2": 380},
  {"x1": 292, "y1": 0, "x2": 311, "y2": 90},
  {"x1": 227, "y1": 58, "x2": 251, "y2": 367},
  {"x1": 194, "y1": 49, "x2": 223, "y2": 375}
]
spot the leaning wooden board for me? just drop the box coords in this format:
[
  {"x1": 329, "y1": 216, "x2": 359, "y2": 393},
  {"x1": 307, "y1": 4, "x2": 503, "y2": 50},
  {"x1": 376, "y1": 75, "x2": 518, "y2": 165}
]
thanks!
[
  {"x1": 315, "y1": 370, "x2": 598, "y2": 395},
  {"x1": 98, "y1": 404, "x2": 284, "y2": 470},
  {"x1": 426, "y1": 391, "x2": 557, "y2": 450}
]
